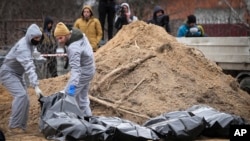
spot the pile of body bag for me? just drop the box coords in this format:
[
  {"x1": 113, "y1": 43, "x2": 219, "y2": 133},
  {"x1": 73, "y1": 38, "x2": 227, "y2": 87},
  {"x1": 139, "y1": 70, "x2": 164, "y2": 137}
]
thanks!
[{"x1": 38, "y1": 92, "x2": 247, "y2": 141}]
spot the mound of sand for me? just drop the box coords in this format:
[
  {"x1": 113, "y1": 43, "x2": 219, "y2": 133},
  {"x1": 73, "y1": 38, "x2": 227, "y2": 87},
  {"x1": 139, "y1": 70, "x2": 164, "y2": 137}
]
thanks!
[
  {"x1": 90, "y1": 21, "x2": 250, "y2": 123},
  {"x1": 0, "y1": 21, "x2": 249, "y2": 140}
]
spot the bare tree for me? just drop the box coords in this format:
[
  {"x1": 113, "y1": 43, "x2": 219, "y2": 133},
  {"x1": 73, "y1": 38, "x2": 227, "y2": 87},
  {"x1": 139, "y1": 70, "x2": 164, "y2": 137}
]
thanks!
[
  {"x1": 0, "y1": 0, "x2": 82, "y2": 20},
  {"x1": 222, "y1": 0, "x2": 250, "y2": 28}
]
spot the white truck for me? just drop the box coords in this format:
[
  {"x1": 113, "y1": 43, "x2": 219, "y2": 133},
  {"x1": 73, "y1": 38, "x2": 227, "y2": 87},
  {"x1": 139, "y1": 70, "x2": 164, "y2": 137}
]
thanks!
[{"x1": 176, "y1": 37, "x2": 250, "y2": 93}]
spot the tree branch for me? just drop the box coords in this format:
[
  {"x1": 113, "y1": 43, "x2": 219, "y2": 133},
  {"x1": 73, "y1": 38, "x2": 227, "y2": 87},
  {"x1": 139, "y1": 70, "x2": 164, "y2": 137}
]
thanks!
[{"x1": 89, "y1": 95, "x2": 150, "y2": 119}]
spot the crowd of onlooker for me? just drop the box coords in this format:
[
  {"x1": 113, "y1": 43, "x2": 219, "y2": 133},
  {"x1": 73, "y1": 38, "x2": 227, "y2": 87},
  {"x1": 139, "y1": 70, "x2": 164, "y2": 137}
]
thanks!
[
  {"x1": 32, "y1": 0, "x2": 207, "y2": 79},
  {"x1": 0, "y1": 0, "x2": 207, "y2": 79},
  {"x1": 96, "y1": 0, "x2": 206, "y2": 46}
]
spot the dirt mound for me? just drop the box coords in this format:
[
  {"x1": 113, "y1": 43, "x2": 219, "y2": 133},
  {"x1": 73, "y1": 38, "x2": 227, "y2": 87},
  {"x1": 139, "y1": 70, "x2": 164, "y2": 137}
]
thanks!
[
  {"x1": 0, "y1": 21, "x2": 250, "y2": 140},
  {"x1": 91, "y1": 21, "x2": 250, "y2": 123}
]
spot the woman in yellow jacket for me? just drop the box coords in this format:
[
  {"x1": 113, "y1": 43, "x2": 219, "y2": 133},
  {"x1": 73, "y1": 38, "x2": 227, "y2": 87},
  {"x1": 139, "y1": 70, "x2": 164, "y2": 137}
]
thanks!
[{"x1": 74, "y1": 5, "x2": 103, "y2": 52}]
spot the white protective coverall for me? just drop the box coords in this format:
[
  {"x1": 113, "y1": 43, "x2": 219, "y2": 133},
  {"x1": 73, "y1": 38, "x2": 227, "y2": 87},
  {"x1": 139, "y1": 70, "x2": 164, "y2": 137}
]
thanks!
[
  {"x1": 64, "y1": 28, "x2": 95, "y2": 116},
  {"x1": 0, "y1": 24, "x2": 42, "y2": 130}
]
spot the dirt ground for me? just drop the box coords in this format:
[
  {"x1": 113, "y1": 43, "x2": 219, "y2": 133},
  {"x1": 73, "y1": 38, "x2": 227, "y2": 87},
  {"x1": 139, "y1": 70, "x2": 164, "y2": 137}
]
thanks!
[{"x1": 1, "y1": 21, "x2": 250, "y2": 141}]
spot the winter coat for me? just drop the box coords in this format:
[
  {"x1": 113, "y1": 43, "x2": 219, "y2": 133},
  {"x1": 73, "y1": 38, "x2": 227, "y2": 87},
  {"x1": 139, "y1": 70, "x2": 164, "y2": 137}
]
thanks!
[
  {"x1": 0, "y1": 24, "x2": 42, "y2": 87},
  {"x1": 37, "y1": 16, "x2": 58, "y2": 78},
  {"x1": 38, "y1": 16, "x2": 56, "y2": 54},
  {"x1": 177, "y1": 23, "x2": 205, "y2": 37},
  {"x1": 74, "y1": 5, "x2": 102, "y2": 52}
]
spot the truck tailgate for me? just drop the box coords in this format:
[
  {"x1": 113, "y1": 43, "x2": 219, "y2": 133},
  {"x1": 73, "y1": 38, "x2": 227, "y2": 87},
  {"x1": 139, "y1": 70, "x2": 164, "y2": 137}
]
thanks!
[{"x1": 176, "y1": 37, "x2": 250, "y2": 70}]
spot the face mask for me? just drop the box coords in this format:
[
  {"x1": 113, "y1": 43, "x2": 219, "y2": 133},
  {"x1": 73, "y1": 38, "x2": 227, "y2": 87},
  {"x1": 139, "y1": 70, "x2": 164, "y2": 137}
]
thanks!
[
  {"x1": 47, "y1": 25, "x2": 52, "y2": 31},
  {"x1": 31, "y1": 39, "x2": 39, "y2": 45}
]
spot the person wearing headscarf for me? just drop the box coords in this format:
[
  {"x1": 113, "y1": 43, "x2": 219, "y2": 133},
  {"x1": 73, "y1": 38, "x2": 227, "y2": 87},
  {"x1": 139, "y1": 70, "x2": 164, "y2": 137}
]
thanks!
[
  {"x1": 74, "y1": 5, "x2": 103, "y2": 52},
  {"x1": 114, "y1": 2, "x2": 138, "y2": 31},
  {"x1": 148, "y1": 5, "x2": 170, "y2": 33},
  {"x1": 0, "y1": 23, "x2": 43, "y2": 134},
  {"x1": 177, "y1": 14, "x2": 205, "y2": 37},
  {"x1": 54, "y1": 22, "x2": 95, "y2": 116}
]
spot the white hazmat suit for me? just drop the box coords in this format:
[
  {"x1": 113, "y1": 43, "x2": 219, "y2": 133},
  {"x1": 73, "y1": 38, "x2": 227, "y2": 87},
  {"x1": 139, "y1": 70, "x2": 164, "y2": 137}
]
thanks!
[
  {"x1": 64, "y1": 28, "x2": 95, "y2": 116},
  {"x1": 0, "y1": 24, "x2": 42, "y2": 130}
]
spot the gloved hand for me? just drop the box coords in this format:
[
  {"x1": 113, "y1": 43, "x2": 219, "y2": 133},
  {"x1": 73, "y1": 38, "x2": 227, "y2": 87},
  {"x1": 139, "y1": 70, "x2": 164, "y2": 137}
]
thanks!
[
  {"x1": 68, "y1": 85, "x2": 76, "y2": 96},
  {"x1": 59, "y1": 90, "x2": 65, "y2": 94},
  {"x1": 33, "y1": 47, "x2": 41, "y2": 59},
  {"x1": 35, "y1": 86, "x2": 43, "y2": 98}
]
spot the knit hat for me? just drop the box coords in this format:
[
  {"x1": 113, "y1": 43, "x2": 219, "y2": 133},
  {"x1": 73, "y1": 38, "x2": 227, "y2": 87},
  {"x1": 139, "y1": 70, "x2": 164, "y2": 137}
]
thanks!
[
  {"x1": 187, "y1": 15, "x2": 196, "y2": 24},
  {"x1": 54, "y1": 22, "x2": 70, "y2": 37}
]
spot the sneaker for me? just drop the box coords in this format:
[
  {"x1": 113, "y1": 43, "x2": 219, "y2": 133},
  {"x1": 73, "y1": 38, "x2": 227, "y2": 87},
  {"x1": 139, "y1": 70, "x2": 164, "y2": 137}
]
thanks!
[{"x1": 8, "y1": 128, "x2": 26, "y2": 134}]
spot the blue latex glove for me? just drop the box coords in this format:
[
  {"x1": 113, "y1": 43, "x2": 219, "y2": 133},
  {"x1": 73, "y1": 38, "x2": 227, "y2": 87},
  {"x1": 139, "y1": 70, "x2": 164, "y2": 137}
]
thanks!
[{"x1": 68, "y1": 85, "x2": 76, "y2": 96}]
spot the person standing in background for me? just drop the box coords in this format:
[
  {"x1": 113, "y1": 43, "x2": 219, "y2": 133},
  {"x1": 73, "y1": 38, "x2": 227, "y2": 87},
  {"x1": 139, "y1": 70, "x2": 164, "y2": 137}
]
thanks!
[
  {"x1": 114, "y1": 2, "x2": 138, "y2": 32},
  {"x1": 147, "y1": 5, "x2": 171, "y2": 33},
  {"x1": 74, "y1": 5, "x2": 103, "y2": 52},
  {"x1": 98, "y1": 0, "x2": 116, "y2": 43},
  {"x1": 177, "y1": 14, "x2": 205, "y2": 37},
  {"x1": 37, "y1": 16, "x2": 58, "y2": 78}
]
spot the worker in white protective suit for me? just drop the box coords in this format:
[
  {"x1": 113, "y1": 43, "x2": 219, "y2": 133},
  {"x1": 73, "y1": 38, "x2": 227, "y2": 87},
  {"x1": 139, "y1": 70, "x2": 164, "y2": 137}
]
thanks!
[
  {"x1": 54, "y1": 22, "x2": 95, "y2": 116},
  {"x1": 0, "y1": 23, "x2": 43, "y2": 134}
]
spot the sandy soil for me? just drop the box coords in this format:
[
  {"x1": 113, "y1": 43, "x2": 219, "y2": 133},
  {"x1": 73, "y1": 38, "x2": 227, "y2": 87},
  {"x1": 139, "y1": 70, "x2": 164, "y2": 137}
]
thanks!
[{"x1": 1, "y1": 21, "x2": 249, "y2": 140}]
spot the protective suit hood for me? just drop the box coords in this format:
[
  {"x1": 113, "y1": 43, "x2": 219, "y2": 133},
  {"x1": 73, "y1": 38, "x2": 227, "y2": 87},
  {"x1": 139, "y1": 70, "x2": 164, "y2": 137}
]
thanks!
[{"x1": 25, "y1": 24, "x2": 42, "y2": 44}]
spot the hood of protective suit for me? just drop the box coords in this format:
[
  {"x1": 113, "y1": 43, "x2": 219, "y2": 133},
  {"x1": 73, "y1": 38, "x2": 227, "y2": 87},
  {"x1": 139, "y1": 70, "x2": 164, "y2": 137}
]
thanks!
[{"x1": 25, "y1": 24, "x2": 42, "y2": 44}]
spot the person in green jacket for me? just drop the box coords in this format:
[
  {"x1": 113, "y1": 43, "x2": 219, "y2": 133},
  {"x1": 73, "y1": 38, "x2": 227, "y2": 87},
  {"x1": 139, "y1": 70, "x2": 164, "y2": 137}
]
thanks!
[{"x1": 37, "y1": 16, "x2": 58, "y2": 78}]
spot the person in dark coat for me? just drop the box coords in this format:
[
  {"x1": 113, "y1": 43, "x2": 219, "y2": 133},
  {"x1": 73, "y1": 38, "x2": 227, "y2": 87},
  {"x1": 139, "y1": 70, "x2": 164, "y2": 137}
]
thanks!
[
  {"x1": 98, "y1": 0, "x2": 116, "y2": 41},
  {"x1": 148, "y1": 5, "x2": 171, "y2": 33},
  {"x1": 114, "y1": 2, "x2": 138, "y2": 32}
]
